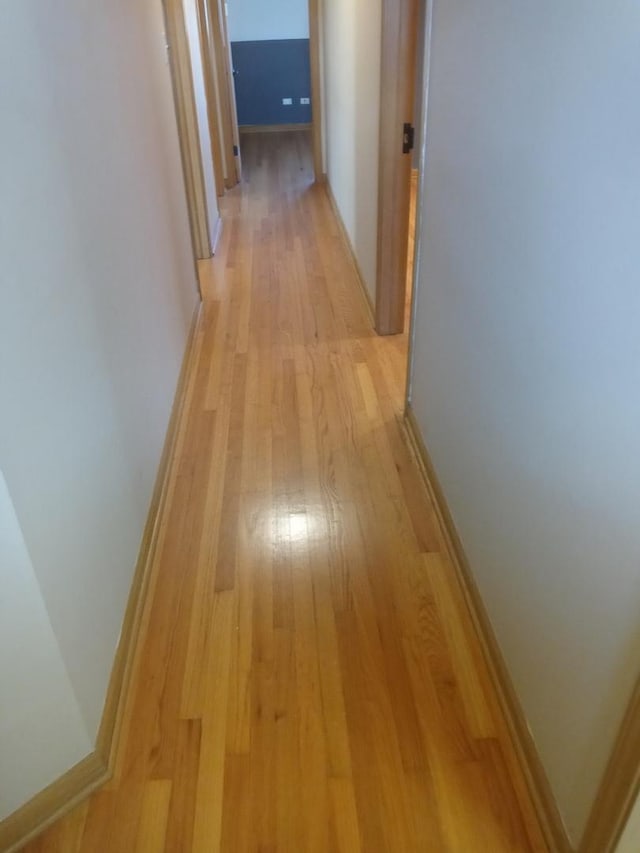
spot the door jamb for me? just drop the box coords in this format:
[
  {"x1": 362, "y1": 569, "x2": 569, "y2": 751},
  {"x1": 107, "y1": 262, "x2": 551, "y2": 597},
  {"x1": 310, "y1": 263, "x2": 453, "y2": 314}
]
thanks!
[
  {"x1": 404, "y1": 0, "x2": 432, "y2": 408},
  {"x1": 208, "y1": 0, "x2": 241, "y2": 187},
  {"x1": 218, "y1": 0, "x2": 242, "y2": 182},
  {"x1": 375, "y1": 0, "x2": 419, "y2": 335},
  {"x1": 163, "y1": 0, "x2": 212, "y2": 262},
  {"x1": 195, "y1": 0, "x2": 225, "y2": 197},
  {"x1": 308, "y1": 0, "x2": 324, "y2": 182}
]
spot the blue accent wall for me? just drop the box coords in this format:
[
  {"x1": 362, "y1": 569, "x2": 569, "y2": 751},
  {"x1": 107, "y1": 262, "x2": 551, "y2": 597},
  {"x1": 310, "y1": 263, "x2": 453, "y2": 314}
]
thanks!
[{"x1": 231, "y1": 39, "x2": 312, "y2": 126}]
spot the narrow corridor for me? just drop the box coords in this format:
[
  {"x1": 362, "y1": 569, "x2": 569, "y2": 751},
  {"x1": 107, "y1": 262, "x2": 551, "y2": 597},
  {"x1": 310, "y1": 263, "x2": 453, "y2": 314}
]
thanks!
[{"x1": 27, "y1": 132, "x2": 546, "y2": 852}]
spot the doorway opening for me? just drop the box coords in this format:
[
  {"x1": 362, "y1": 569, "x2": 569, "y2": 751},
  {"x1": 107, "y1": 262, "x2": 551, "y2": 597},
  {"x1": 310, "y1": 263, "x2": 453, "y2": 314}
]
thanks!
[
  {"x1": 228, "y1": 0, "x2": 323, "y2": 185},
  {"x1": 375, "y1": 0, "x2": 430, "y2": 408},
  {"x1": 164, "y1": 0, "x2": 324, "y2": 279}
]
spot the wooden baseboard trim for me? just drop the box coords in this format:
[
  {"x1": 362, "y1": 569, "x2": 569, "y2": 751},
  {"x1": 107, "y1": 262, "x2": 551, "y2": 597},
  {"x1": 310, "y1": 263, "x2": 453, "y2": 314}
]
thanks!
[
  {"x1": 323, "y1": 179, "x2": 376, "y2": 329},
  {"x1": 239, "y1": 122, "x2": 311, "y2": 134},
  {"x1": 0, "y1": 753, "x2": 108, "y2": 853},
  {"x1": 0, "y1": 302, "x2": 204, "y2": 853},
  {"x1": 96, "y1": 301, "x2": 203, "y2": 766},
  {"x1": 580, "y1": 676, "x2": 640, "y2": 853},
  {"x1": 403, "y1": 403, "x2": 573, "y2": 853}
]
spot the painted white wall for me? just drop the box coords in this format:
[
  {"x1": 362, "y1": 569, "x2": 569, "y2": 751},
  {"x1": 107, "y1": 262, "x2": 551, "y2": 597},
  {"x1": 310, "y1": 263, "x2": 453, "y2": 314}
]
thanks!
[
  {"x1": 322, "y1": 0, "x2": 381, "y2": 303},
  {"x1": 616, "y1": 793, "x2": 640, "y2": 853},
  {"x1": 184, "y1": 0, "x2": 221, "y2": 239},
  {"x1": 409, "y1": 1, "x2": 640, "y2": 844},
  {"x1": 0, "y1": 0, "x2": 198, "y2": 811},
  {"x1": 0, "y1": 472, "x2": 92, "y2": 820},
  {"x1": 227, "y1": 0, "x2": 309, "y2": 43}
]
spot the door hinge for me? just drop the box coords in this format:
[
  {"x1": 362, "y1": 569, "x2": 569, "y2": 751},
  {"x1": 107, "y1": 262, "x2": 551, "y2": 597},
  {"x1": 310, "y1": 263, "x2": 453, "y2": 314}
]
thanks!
[
  {"x1": 402, "y1": 122, "x2": 415, "y2": 154},
  {"x1": 233, "y1": 144, "x2": 239, "y2": 156}
]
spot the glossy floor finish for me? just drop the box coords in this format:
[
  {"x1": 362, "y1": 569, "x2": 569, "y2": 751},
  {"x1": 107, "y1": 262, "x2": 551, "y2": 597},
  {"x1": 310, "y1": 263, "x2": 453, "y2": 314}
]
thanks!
[{"x1": 25, "y1": 132, "x2": 547, "y2": 852}]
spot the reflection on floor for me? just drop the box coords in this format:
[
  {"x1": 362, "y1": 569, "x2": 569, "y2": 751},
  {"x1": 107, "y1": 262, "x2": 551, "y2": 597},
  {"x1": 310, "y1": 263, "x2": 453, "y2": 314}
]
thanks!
[{"x1": 25, "y1": 131, "x2": 546, "y2": 852}]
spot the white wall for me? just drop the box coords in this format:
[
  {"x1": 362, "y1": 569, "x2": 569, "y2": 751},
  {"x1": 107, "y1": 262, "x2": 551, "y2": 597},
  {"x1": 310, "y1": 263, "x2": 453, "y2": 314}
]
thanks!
[
  {"x1": 0, "y1": 0, "x2": 198, "y2": 813},
  {"x1": 409, "y1": 1, "x2": 640, "y2": 845},
  {"x1": 184, "y1": 0, "x2": 221, "y2": 237},
  {"x1": 616, "y1": 794, "x2": 640, "y2": 853},
  {"x1": 227, "y1": 0, "x2": 309, "y2": 43},
  {"x1": 323, "y1": 0, "x2": 381, "y2": 303},
  {"x1": 0, "y1": 472, "x2": 92, "y2": 820}
]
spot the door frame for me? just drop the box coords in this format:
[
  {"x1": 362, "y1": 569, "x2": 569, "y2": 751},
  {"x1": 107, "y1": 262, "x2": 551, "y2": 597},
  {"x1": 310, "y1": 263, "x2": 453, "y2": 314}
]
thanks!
[
  {"x1": 163, "y1": 0, "x2": 212, "y2": 261},
  {"x1": 404, "y1": 0, "x2": 432, "y2": 405},
  {"x1": 375, "y1": 0, "x2": 420, "y2": 336},
  {"x1": 195, "y1": 0, "x2": 225, "y2": 197},
  {"x1": 218, "y1": 0, "x2": 242, "y2": 183},
  {"x1": 207, "y1": 0, "x2": 241, "y2": 187},
  {"x1": 308, "y1": 0, "x2": 324, "y2": 182}
]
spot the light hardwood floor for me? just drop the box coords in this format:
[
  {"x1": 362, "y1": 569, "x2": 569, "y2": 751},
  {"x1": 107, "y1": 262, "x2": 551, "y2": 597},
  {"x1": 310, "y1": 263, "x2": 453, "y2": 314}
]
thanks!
[{"x1": 24, "y1": 131, "x2": 547, "y2": 852}]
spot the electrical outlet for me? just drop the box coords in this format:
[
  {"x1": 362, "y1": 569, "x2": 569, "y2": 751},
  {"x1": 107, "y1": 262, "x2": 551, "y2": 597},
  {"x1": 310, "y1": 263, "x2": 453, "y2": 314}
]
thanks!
[
  {"x1": 282, "y1": 97, "x2": 293, "y2": 106},
  {"x1": 300, "y1": 97, "x2": 310, "y2": 105}
]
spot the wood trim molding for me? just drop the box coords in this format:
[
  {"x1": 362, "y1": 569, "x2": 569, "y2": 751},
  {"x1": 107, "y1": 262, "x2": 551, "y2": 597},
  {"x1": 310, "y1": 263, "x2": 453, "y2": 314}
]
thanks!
[
  {"x1": 196, "y1": 0, "x2": 225, "y2": 198},
  {"x1": 0, "y1": 754, "x2": 108, "y2": 853},
  {"x1": 96, "y1": 302, "x2": 203, "y2": 767},
  {"x1": 324, "y1": 179, "x2": 375, "y2": 327},
  {"x1": 208, "y1": 0, "x2": 241, "y2": 187},
  {"x1": 375, "y1": 0, "x2": 419, "y2": 336},
  {"x1": 308, "y1": 0, "x2": 324, "y2": 182},
  {"x1": 0, "y1": 304, "x2": 204, "y2": 853},
  {"x1": 164, "y1": 0, "x2": 212, "y2": 259},
  {"x1": 579, "y1": 677, "x2": 640, "y2": 853},
  {"x1": 239, "y1": 123, "x2": 312, "y2": 134},
  {"x1": 218, "y1": 0, "x2": 242, "y2": 182},
  {"x1": 403, "y1": 403, "x2": 573, "y2": 853},
  {"x1": 202, "y1": 0, "x2": 230, "y2": 190}
]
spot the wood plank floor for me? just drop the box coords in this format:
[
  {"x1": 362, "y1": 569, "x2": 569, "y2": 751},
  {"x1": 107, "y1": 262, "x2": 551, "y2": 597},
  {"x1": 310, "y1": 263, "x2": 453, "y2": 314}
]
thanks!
[{"x1": 25, "y1": 131, "x2": 547, "y2": 852}]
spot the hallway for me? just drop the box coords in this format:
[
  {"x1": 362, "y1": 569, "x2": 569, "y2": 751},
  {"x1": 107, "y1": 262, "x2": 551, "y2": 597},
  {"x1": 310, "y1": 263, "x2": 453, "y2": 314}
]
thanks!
[{"x1": 26, "y1": 132, "x2": 546, "y2": 852}]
